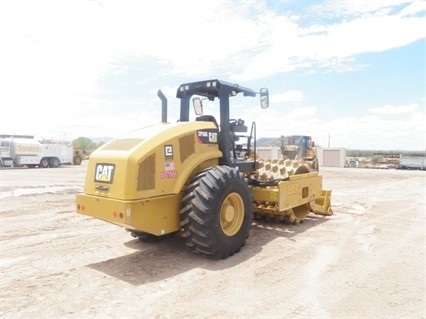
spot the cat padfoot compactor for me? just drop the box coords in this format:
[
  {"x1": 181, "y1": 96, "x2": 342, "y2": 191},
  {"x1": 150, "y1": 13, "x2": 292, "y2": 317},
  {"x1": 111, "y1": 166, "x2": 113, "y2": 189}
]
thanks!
[{"x1": 76, "y1": 79, "x2": 332, "y2": 259}]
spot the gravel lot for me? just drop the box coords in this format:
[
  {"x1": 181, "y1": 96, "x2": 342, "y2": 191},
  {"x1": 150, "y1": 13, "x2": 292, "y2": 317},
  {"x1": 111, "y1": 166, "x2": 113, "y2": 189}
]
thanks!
[{"x1": 1, "y1": 163, "x2": 425, "y2": 318}]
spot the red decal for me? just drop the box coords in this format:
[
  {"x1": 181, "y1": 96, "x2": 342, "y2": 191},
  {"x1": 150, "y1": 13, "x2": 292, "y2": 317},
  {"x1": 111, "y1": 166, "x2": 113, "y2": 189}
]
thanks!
[{"x1": 160, "y1": 170, "x2": 178, "y2": 179}]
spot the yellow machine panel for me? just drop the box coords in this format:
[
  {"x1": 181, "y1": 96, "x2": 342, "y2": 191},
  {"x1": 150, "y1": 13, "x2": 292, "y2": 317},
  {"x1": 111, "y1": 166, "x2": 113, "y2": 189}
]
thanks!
[
  {"x1": 76, "y1": 120, "x2": 221, "y2": 234},
  {"x1": 251, "y1": 171, "x2": 332, "y2": 224},
  {"x1": 76, "y1": 193, "x2": 181, "y2": 235},
  {"x1": 252, "y1": 172, "x2": 322, "y2": 211},
  {"x1": 82, "y1": 121, "x2": 220, "y2": 200}
]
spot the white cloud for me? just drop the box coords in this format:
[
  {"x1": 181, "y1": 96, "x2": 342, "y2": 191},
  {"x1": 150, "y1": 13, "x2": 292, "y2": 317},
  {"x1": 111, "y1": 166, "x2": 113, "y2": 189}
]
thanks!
[
  {"x1": 1, "y1": 0, "x2": 424, "y2": 89},
  {"x1": 312, "y1": 0, "x2": 414, "y2": 17},
  {"x1": 369, "y1": 103, "x2": 419, "y2": 115},
  {"x1": 236, "y1": 101, "x2": 424, "y2": 150},
  {"x1": 271, "y1": 91, "x2": 303, "y2": 103},
  {"x1": 252, "y1": 113, "x2": 425, "y2": 151},
  {"x1": 236, "y1": 0, "x2": 426, "y2": 79},
  {"x1": 0, "y1": 0, "x2": 424, "y2": 150},
  {"x1": 322, "y1": 111, "x2": 426, "y2": 150}
]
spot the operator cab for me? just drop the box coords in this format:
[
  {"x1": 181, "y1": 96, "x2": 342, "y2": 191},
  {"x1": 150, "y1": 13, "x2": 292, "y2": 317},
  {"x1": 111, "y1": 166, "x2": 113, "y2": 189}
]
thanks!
[{"x1": 176, "y1": 79, "x2": 268, "y2": 172}]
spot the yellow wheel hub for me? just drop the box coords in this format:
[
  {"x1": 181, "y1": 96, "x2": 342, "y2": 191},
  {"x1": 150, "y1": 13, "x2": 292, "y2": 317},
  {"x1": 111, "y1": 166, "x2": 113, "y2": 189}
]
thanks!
[{"x1": 220, "y1": 192, "x2": 244, "y2": 236}]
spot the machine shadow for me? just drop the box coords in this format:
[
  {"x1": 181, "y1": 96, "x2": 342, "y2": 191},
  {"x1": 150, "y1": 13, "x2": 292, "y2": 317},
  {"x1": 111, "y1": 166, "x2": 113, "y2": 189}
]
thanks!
[{"x1": 87, "y1": 214, "x2": 330, "y2": 286}]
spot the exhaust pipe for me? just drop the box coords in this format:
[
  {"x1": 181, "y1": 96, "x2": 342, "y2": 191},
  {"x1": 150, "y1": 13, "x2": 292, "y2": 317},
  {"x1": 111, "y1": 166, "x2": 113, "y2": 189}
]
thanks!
[{"x1": 157, "y1": 90, "x2": 167, "y2": 123}]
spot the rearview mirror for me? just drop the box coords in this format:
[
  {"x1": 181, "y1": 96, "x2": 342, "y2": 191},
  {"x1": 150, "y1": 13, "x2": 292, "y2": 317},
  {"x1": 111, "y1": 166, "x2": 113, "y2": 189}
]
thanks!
[
  {"x1": 260, "y1": 88, "x2": 269, "y2": 109},
  {"x1": 192, "y1": 97, "x2": 203, "y2": 115}
]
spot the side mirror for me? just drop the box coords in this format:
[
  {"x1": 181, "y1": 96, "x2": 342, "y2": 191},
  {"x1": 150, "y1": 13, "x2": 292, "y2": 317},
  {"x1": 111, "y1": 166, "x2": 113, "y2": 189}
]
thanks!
[
  {"x1": 192, "y1": 97, "x2": 203, "y2": 115},
  {"x1": 260, "y1": 88, "x2": 269, "y2": 109}
]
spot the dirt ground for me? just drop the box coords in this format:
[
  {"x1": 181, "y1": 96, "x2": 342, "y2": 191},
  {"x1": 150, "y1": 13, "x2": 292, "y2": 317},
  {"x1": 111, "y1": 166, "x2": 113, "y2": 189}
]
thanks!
[{"x1": 1, "y1": 162, "x2": 425, "y2": 319}]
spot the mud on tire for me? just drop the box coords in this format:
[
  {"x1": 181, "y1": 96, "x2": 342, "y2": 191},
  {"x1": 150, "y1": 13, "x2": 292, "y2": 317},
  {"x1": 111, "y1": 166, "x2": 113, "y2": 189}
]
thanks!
[{"x1": 179, "y1": 166, "x2": 252, "y2": 259}]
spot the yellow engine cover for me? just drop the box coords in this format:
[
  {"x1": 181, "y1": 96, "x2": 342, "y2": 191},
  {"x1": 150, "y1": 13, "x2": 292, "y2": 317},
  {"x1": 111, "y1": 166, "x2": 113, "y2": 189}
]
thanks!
[{"x1": 76, "y1": 121, "x2": 221, "y2": 235}]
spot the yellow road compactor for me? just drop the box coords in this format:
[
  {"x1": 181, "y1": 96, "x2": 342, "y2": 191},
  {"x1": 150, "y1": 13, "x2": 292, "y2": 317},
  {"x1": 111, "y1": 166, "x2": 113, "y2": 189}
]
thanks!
[{"x1": 76, "y1": 79, "x2": 332, "y2": 259}]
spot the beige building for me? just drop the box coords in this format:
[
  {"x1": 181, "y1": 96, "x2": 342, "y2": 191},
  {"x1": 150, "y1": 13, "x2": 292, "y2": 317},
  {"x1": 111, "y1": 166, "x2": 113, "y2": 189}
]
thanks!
[{"x1": 317, "y1": 147, "x2": 346, "y2": 167}]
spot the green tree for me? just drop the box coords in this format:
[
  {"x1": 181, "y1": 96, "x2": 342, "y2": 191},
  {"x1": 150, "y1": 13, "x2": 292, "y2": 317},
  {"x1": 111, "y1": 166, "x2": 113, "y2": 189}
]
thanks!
[{"x1": 72, "y1": 137, "x2": 98, "y2": 154}]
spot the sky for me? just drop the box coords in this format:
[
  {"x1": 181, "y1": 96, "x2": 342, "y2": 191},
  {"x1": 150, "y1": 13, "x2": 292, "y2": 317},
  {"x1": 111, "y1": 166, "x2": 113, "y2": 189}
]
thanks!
[{"x1": 0, "y1": 0, "x2": 425, "y2": 151}]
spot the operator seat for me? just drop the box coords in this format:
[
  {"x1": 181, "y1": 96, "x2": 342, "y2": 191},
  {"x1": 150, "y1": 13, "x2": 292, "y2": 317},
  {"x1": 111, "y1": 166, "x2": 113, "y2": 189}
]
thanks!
[{"x1": 196, "y1": 115, "x2": 219, "y2": 128}]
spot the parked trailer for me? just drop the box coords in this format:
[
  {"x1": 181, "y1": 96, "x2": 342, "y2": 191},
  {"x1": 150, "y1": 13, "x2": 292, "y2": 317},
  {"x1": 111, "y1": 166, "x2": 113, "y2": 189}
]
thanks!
[
  {"x1": 397, "y1": 155, "x2": 426, "y2": 170},
  {"x1": 0, "y1": 138, "x2": 75, "y2": 168}
]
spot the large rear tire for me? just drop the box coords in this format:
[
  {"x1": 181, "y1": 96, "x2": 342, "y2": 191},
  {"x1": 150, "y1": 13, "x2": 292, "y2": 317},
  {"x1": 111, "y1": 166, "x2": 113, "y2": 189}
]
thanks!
[
  {"x1": 73, "y1": 156, "x2": 82, "y2": 165},
  {"x1": 179, "y1": 166, "x2": 252, "y2": 259},
  {"x1": 50, "y1": 158, "x2": 60, "y2": 168},
  {"x1": 40, "y1": 158, "x2": 49, "y2": 168}
]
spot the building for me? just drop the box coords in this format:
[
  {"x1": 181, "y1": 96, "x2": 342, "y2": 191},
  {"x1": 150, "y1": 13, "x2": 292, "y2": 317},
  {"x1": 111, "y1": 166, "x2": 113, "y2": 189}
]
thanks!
[{"x1": 317, "y1": 147, "x2": 346, "y2": 167}]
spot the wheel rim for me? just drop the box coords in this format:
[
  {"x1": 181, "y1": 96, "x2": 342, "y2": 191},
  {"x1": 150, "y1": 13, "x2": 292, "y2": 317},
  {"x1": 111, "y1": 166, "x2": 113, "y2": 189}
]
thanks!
[{"x1": 220, "y1": 192, "x2": 244, "y2": 236}]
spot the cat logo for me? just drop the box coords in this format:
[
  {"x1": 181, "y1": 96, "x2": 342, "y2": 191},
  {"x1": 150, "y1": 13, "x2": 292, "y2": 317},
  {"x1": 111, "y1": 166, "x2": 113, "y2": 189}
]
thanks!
[
  {"x1": 196, "y1": 129, "x2": 219, "y2": 144},
  {"x1": 94, "y1": 163, "x2": 115, "y2": 183}
]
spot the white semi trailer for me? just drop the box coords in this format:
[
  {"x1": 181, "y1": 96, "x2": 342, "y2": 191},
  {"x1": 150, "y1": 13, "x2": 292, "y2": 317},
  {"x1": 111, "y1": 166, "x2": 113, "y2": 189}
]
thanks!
[
  {"x1": 0, "y1": 138, "x2": 75, "y2": 168},
  {"x1": 398, "y1": 155, "x2": 426, "y2": 170}
]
